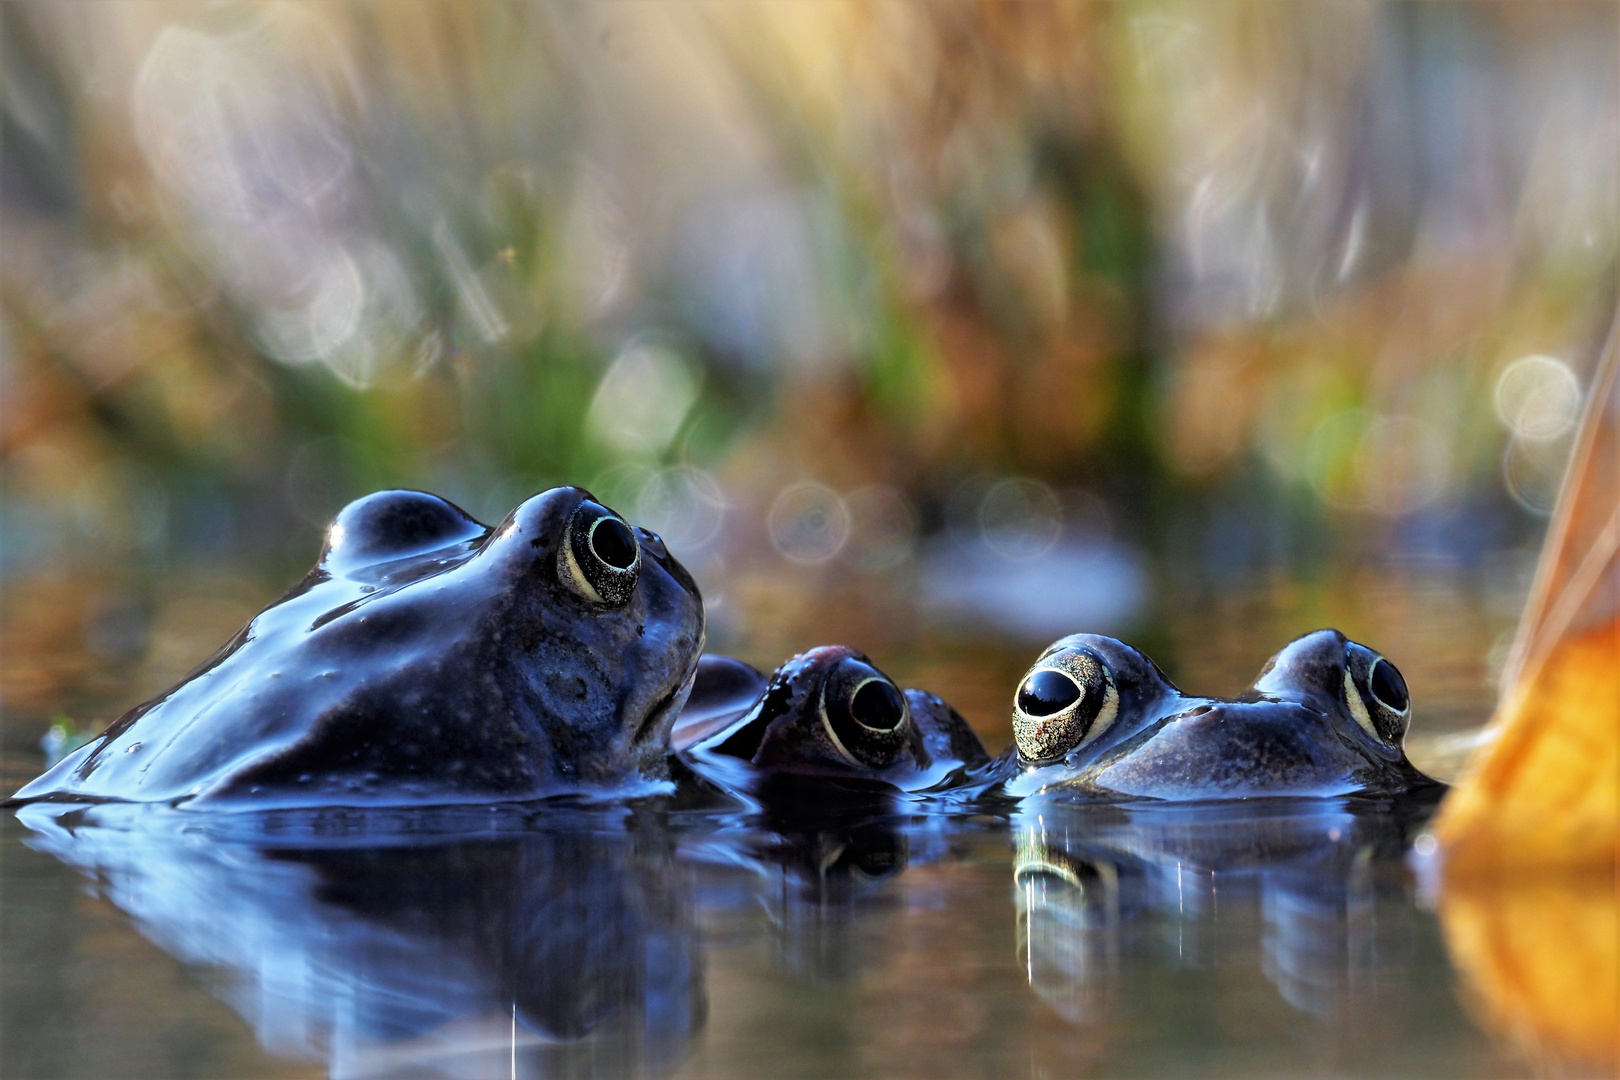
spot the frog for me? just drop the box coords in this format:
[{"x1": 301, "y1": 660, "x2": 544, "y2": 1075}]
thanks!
[
  {"x1": 7, "y1": 487, "x2": 706, "y2": 808},
  {"x1": 996, "y1": 629, "x2": 1440, "y2": 800},
  {"x1": 671, "y1": 646, "x2": 990, "y2": 803}
]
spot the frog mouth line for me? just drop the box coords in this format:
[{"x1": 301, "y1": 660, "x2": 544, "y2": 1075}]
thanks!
[{"x1": 631, "y1": 649, "x2": 704, "y2": 750}]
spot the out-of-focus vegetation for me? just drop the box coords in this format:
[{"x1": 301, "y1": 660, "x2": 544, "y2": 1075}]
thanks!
[
  {"x1": 3, "y1": 8, "x2": 1617, "y2": 1072},
  {"x1": 1428, "y1": 331, "x2": 1616, "y2": 1070},
  {"x1": 1, "y1": 2, "x2": 1614, "y2": 685},
  {"x1": 1437, "y1": 331, "x2": 1617, "y2": 872}
]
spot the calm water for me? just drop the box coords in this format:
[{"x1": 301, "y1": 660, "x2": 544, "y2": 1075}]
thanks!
[
  {"x1": 3, "y1": 774, "x2": 1527, "y2": 1080},
  {"x1": 0, "y1": 566, "x2": 1572, "y2": 1079}
]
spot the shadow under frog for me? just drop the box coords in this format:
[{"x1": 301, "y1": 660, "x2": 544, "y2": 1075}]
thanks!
[
  {"x1": 15, "y1": 803, "x2": 704, "y2": 1079},
  {"x1": 992, "y1": 629, "x2": 1442, "y2": 801},
  {"x1": 8, "y1": 487, "x2": 705, "y2": 808},
  {"x1": 671, "y1": 647, "x2": 991, "y2": 808}
]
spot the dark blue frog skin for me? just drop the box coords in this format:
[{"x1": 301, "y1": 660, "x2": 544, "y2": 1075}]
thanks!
[
  {"x1": 993, "y1": 629, "x2": 1440, "y2": 800},
  {"x1": 8, "y1": 487, "x2": 705, "y2": 808},
  {"x1": 671, "y1": 647, "x2": 990, "y2": 802}
]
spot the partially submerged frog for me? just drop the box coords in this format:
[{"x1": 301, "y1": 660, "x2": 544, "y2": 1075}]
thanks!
[
  {"x1": 9, "y1": 488, "x2": 705, "y2": 808},
  {"x1": 672, "y1": 647, "x2": 990, "y2": 802},
  {"x1": 998, "y1": 630, "x2": 1439, "y2": 800}
]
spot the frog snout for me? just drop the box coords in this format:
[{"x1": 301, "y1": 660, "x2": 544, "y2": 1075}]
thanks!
[{"x1": 1160, "y1": 699, "x2": 1325, "y2": 738}]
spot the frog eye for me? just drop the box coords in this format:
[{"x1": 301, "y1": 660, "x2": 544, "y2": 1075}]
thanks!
[
  {"x1": 1343, "y1": 642, "x2": 1410, "y2": 744},
  {"x1": 1012, "y1": 647, "x2": 1118, "y2": 763},
  {"x1": 820, "y1": 657, "x2": 910, "y2": 769},
  {"x1": 561, "y1": 500, "x2": 641, "y2": 605}
]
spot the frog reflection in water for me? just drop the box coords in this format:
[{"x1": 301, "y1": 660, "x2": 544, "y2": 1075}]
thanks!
[
  {"x1": 1013, "y1": 797, "x2": 1441, "y2": 1029},
  {"x1": 998, "y1": 630, "x2": 1440, "y2": 800},
  {"x1": 8, "y1": 487, "x2": 705, "y2": 807},
  {"x1": 672, "y1": 647, "x2": 990, "y2": 802},
  {"x1": 17, "y1": 805, "x2": 705, "y2": 1078}
]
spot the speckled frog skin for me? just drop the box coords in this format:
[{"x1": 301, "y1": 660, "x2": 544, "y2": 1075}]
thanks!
[
  {"x1": 672, "y1": 647, "x2": 990, "y2": 801},
  {"x1": 8, "y1": 488, "x2": 705, "y2": 808},
  {"x1": 996, "y1": 629, "x2": 1440, "y2": 800}
]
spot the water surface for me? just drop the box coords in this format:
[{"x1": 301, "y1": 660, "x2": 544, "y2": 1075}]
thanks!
[{"x1": 0, "y1": 570, "x2": 1569, "y2": 1078}]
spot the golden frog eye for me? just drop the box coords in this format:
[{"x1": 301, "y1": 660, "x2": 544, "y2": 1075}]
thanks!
[
  {"x1": 1343, "y1": 642, "x2": 1411, "y2": 744},
  {"x1": 1369, "y1": 658, "x2": 1410, "y2": 714},
  {"x1": 1018, "y1": 670, "x2": 1080, "y2": 717},
  {"x1": 561, "y1": 500, "x2": 641, "y2": 605},
  {"x1": 1012, "y1": 647, "x2": 1118, "y2": 763},
  {"x1": 820, "y1": 657, "x2": 910, "y2": 769}
]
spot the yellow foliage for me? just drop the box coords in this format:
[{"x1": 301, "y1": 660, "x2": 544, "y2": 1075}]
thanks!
[
  {"x1": 1437, "y1": 316, "x2": 1617, "y2": 870},
  {"x1": 1432, "y1": 323, "x2": 1617, "y2": 1070},
  {"x1": 1433, "y1": 617, "x2": 1620, "y2": 871},
  {"x1": 1432, "y1": 616, "x2": 1618, "y2": 1070}
]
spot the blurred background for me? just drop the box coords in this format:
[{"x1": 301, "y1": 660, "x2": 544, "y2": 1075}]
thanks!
[{"x1": 2, "y1": 1, "x2": 1616, "y2": 751}]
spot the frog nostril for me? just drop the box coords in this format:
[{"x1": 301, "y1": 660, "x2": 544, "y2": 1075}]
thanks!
[{"x1": 1018, "y1": 670, "x2": 1081, "y2": 717}]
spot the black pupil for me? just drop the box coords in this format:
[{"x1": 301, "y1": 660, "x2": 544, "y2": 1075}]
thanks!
[
  {"x1": 1019, "y1": 670, "x2": 1081, "y2": 717},
  {"x1": 850, "y1": 679, "x2": 905, "y2": 731},
  {"x1": 1369, "y1": 659, "x2": 1409, "y2": 713},
  {"x1": 590, "y1": 516, "x2": 638, "y2": 570}
]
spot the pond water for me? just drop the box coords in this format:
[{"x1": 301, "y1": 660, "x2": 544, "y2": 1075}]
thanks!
[
  {"x1": 0, "y1": 780, "x2": 1536, "y2": 1080},
  {"x1": 0, "y1": 565, "x2": 1583, "y2": 1078}
]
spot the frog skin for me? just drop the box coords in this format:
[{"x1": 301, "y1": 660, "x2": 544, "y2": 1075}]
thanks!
[
  {"x1": 671, "y1": 648, "x2": 990, "y2": 802},
  {"x1": 7, "y1": 487, "x2": 705, "y2": 808},
  {"x1": 994, "y1": 629, "x2": 1441, "y2": 800}
]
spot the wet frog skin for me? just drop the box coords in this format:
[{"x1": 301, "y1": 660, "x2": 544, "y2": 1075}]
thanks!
[
  {"x1": 672, "y1": 647, "x2": 990, "y2": 802},
  {"x1": 9, "y1": 487, "x2": 705, "y2": 808},
  {"x1": 995, "y1": 629, "x2": 1440, "y2": 800}
]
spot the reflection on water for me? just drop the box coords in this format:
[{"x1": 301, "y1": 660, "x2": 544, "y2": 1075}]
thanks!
[
  {"x1": 682, "y1": 815, "x2": 924, "y2": 987},
  {"x1": 0, "y1": 568, "x2": 1593, "y2": 1078},
  {"x1": 17, "y1": 805, "x2": 705, "y2": 1079},
  {"x1": 1438, "y1": 873, "x2": 1619, "y2": 1070},
  {"x1": 8, "y1": 789, "x2": 1605, "y2": 1078},
  {"x1": 1014, "y1": 799, "x2": 1432, "y2": 1032}
]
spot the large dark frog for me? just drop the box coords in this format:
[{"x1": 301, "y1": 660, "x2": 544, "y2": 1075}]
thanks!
[
  {"x1": 996, "y1": 629, "x2": 1440, "y2": 800},
  {"x1": 671, "y1": 647, "x2": 990, "y2": 803},
  {"x1": 9, "y1": 487, "x2": 705, "y2": 808}
]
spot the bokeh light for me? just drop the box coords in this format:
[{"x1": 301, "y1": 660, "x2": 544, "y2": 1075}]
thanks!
[
  {"x1": 2, "y1": 10, "x2": 1615, "y2": 1078},
  {"x1": 767, "y1": 482, "x2": 851, "y2": 565},
  {"x1": 0, "y1": 0, "x2": 1613, "y2": 697},
  {"x1": 1495, "y1": 355, "x2": 1582, "y2": 443}
]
